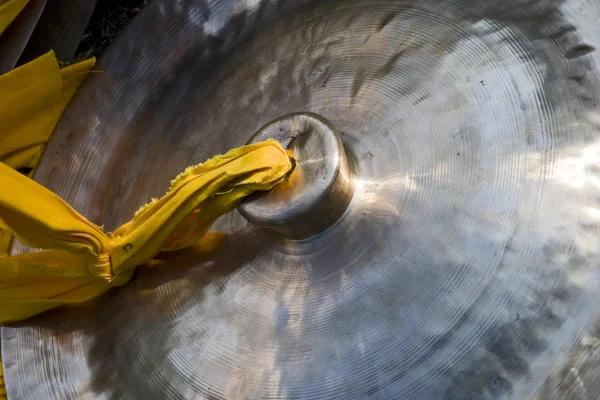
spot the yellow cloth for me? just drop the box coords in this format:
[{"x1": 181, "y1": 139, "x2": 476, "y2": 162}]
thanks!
[
  {"x1": 0, "y1": 140, "x2": 292, "y2": 324},
  {"x1": 0, "y1": 51, "x2": 96, "y2": 257},
  {"x1": 0, "y1": 0, "x2": 29, "y2": 36},
  {"x1": 0, "y1": 359, "x2": 5, "y2": 400},
  {"x1": 0, "y1": 51, "x2": 95, "y2": 174},
  {"x1": 0, "y1": 4, "x2": 97, "y2": 394}
]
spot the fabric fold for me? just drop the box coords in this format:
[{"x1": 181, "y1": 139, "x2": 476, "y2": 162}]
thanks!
[
  {"x1": 0, "y1": 51, "x2": 96, "y2": 260},
  {"x1": 0, "y1": 0, "x2": 30, "y2": 36},
  {"x1": 0, "y1": 139, "x2": 292, "y2": 324}
]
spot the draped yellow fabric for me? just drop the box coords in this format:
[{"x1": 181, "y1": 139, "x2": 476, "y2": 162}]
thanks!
[
  {"x1": 0, "y1": 51, "x2": 96, "y2": 259},
  {"x1": 0, "y1": 14, "x2": 292, "y2": 400},
  {"x1": 0, "y1": 360, "x2": 5, "y2": 400},
  {"x1": 0, "y1": 140, "x2": 292, "y2": 324},
  {"x1": 0, "y1": 0, "x2": 29, "y2": 36},
  {"x1": 0, "y1": 51, "x2": 95, "y2": 174},
  {"x1": 0, "y1": 3, "x2": 101, "y2": 395}
]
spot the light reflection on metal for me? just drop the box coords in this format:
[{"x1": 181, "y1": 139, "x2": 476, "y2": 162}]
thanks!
[{"x1": 4, "y1": 0, "x2": 600, "y2": 399}]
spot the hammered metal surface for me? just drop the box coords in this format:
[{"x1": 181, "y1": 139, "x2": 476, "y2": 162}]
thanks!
[
  {"x1": 18, "y1": 0, "x2": 97, "y2": 62},
  {"x1": 3, "y1": 0, "x2": 600, "y2": 399},
  {"x1": 239, "y1": 113, "x2": 354, "y2": 239},
  {"x1": 0, "y1": 0, "x2": 46, "y2": 74}
]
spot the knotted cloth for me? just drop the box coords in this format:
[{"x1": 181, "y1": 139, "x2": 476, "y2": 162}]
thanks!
[
  {"x1": 0, "y1": 140, "x2": 292, "y2": 325},
  {"x1": 0, "y1": 0, "x2": 293, "y2": 326}
]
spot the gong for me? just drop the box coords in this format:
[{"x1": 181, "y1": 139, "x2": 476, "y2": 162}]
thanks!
[{"x1": 3, "y1": 0, "x2": 600, "y2": 398}]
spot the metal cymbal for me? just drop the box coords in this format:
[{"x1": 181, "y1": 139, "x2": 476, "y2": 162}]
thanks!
[
  {"x1": 4, "y1": 0, "x2": 600, "y2": 398},
  {"x1": 0, "y1": 0, "x2": 47, "y2": 74}
]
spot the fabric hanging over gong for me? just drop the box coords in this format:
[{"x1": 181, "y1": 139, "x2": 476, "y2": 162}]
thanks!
[
  {"x1": 0, "y1": 51, "x2": 96, "y2": 257},
  {"x1": 0, "y1": 139, "x2": 293, "y2": 324}
]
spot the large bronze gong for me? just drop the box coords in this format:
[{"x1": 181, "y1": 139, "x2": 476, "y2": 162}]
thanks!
[{"x1": 3, "y1": 0, "x2": 600, "y2": 398}]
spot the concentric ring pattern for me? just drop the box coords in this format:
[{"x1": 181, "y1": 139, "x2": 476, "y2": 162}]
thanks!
[{"x1": 4, "y1": 0, "x2": 600, "y2": 399}]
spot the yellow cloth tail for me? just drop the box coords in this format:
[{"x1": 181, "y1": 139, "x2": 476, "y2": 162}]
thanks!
[{"x1": 0, "y1": 140, "x2": 292, "y2": 324}]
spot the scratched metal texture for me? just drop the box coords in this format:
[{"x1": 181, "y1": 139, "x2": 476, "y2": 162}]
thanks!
[{"x1": 3, "y1": 0, "x2": 600, "y2": 398}]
